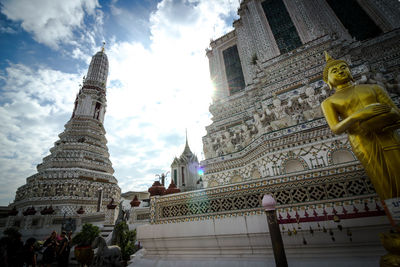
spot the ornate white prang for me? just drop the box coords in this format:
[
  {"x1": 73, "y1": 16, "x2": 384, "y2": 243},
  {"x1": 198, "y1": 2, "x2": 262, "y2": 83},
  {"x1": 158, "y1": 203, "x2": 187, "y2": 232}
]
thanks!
[{"x1": 11, "y1": 48, "x2": 121, "y2": 226}]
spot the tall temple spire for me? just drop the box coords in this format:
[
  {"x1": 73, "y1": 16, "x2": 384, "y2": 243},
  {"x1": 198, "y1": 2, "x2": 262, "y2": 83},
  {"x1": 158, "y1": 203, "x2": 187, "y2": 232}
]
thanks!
[
  {"x1": 12, "y1": 47, "x2": 120, "y2": 226},
  {"x1": 185, "y1": 128, "x2": 189, "y2": 146},
  {"x1": 84, "y1": 45, "x2": 109, "y2": 91},
  {"x1": 170, "y1": 130, "x2": 201, "y2": 192},
  {"x1": 182, "y1": 129, "x2": 193, "y2": 156},
  {"x1": 72, "y1": 46, "x2": 109, "y2": 123}
]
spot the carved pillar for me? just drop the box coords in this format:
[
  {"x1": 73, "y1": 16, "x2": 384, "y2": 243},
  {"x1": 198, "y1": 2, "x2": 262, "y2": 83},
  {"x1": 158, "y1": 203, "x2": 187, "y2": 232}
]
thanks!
[
  {"x1": 105, "y1": 206, "x2": 117, "y2": 225},
  {"x1": 235, "y1": 19, "x2": 255, "y2": 85},
  {"x1": 359, "y1": 0, "x2": 400, "y2": 32},
  {"x1": 244, "y1": 0, "x2": 280, "y2": 61},
  {"x1": 6, "y1": 216, "x2": 15, "y2": 228},
  {"x1": 207, "y1": 45, "x2": 229, "y2": 100},
  {"x1": 311, "y1": 0, "x2": 351, "y2": 40},
  {"x1": 97, "y1": 189, "x2": 103, "y2": 212},
  {"x1": 283, "y1": 0, "x2": 325, "y2": 43},
  {"x1": 24, "y1": 216, "x2": 32, "y2": 230}
]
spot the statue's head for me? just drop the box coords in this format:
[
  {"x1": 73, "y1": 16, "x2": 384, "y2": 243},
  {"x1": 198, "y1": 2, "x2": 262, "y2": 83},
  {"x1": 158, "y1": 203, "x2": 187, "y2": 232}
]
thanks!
[
  {"x1": 305, "y1": 87, "x2": 314, "y2": 96},
  {"x1": 323, "y1": 51, "x2": 353, "y2": 89},
  {"x1": 273, "y1": 98, "x2": 281, "y2": 107}
]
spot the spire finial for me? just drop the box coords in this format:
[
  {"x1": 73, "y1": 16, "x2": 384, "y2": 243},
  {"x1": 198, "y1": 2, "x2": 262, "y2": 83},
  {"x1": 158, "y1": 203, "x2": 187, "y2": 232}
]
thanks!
[
  {"x1": 324, "y1": 51, "x2": 333, "y2": 63},
  {"x1": 101, "y1": 41, "x2": 106, "y2": 52},
  {"x1": 182, "y1": 128, "x2": 193, "y2": 156}
]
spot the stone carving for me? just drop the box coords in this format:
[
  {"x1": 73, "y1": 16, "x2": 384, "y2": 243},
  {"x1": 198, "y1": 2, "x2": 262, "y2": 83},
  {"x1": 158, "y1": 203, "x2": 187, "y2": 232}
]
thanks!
[
  {"x1": 265, "y1": 98, "x2": 288, "y2": 120},
  {"x1": 298, "y1": 87, "x2": 326, "y2": 120},
  {"x1": 252, "y1": 111, "x2": 267, "y2": 134},
  {"x1": 231, "y1": 130, "x2": 242, "y2": 150},
  {"x1": 203, "y1": 137, "x2": 215, "y2": 159},
  {"x1": 355, "y1": 71, "x2": 400, "y2": 97},
  {"x1": 221, "y1": 131, "x2": 235, "y2": 154},
  {"x1": 214, "y1": 134, "x2": 224, "y2": 156},
  {"x1": 265, "y1": 98, "x2": 296, "y2": 130},
  {"x1": 241, "y1": 124, "x2": 252, "y2": 146},
  {"x1": 356, "y1": 74, "x2": 368, "y2": 85},
  {"x1": 369, "y1": 72, "x2": 387, "y2": 88},
  {"x1": 367, "y1": 72, "x2": 400, "y2": 95}
]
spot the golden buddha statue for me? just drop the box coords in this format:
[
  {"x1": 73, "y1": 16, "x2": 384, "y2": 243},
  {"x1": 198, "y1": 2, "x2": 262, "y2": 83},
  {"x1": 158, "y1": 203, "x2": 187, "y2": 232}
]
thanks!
[{"x1": 321, "y1": 52, "x2": 400, "y2": 200}]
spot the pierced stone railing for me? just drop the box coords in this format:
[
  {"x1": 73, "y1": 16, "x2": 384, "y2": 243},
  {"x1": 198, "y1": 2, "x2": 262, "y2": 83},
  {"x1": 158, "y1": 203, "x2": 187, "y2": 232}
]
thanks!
[
  {"x1": 150, "y1": 162, "x2": 378, "y2": 224},
  {"x1": 128, "y1": 207, "x2": 151, "y2": 224}
]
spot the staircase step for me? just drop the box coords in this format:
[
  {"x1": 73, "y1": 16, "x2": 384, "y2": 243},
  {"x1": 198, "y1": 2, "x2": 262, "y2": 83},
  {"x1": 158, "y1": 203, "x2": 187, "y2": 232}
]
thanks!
[{"x1": 100, "y1": 224, "x2": 114, "y2": 239}]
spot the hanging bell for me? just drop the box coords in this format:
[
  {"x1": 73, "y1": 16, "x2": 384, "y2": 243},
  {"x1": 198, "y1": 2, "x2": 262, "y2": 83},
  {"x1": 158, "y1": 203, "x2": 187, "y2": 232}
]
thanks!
[
  {"x1": 303, "y1": 237, "x2": 307, "y2": 245},
  {"x1": 288, "y1": 229, "x2": 292, "y2": 236},
  {"x1": 282, "y1": 225, "x2": 285, "y2": 231},
  {"x1": 333, "y1": 215, "x2": 340, "y2": 223},
  {"x1": 347, "y1": 229, "x2": 352, "y2": 237},
  {"x1": 337, "y1": 224, "x2": 343, "y2": 231},
  {"x1": 293, "y1": 228, "x2": 298, "y2": 235}
]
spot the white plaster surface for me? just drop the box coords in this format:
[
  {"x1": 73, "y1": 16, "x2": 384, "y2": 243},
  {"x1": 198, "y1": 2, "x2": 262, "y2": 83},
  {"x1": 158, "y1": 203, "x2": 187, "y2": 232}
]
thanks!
[
  {"x1": 134, "y1": 214, "x2": 388, "y2": 266},
  {"x1": 128, "y1": 253, "x2": 380, "y2": 267}
]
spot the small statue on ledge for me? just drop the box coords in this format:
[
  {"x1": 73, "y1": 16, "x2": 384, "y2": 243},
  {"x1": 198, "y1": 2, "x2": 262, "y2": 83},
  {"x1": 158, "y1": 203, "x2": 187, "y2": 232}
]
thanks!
[
  {"x1": 321, "y1": 51, "x2": 400, "y2": 201},
  {"x1": 298, "y1": 86, "x2": 326, "y2": 120},
  {"x1": 265, "y1": 98, "x2": 296, "y2": 130}
]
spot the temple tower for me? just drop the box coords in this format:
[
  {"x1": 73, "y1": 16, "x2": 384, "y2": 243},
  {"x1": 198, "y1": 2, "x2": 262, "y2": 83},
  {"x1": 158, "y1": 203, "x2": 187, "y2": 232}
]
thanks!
[
  {"x1": 9, "y1": 46, "x2": 121, "y2": 234},
  {"x1": 170, "y1": 134, "x2": 202, "y2": 192}
]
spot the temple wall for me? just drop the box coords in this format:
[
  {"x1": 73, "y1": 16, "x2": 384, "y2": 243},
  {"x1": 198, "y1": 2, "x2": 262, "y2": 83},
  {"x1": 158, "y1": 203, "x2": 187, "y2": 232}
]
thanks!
[{"x1": 134, "y1": 213, "x2": 387, "y2": 267}]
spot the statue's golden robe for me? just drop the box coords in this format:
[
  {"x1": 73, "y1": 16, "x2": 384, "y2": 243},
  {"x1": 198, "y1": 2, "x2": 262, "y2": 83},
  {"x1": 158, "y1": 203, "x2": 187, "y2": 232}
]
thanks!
[{"x1": 322, "y1": 84, "x2": 400, "y2": 200}]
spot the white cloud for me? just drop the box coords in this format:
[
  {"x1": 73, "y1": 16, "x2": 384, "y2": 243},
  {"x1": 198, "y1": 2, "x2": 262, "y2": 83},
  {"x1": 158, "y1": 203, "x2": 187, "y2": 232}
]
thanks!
[
  {"x1": 1, "y1": 0, "x2": 101, "y2": 50},
  {"x1": 0, "y1": 25, "x2": 17, "y2": 34},
  {"x1": 0, "y1": 0, "x2": 240, "y2": 204},
  {"x1": 0, "y1": 64, "x2": 82, "y2": 204},
  {"x1": 102, "y1": 0, "x2": 239, "y2": 192}
]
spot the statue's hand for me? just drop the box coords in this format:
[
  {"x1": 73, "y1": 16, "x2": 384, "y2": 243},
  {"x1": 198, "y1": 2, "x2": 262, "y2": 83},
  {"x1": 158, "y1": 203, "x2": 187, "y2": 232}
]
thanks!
[
  {"x1": 382, "y1": 120, "x2": 400, "y2": 132},
  {"x1": 359, "y1": 106, "x2": 400, "y2": 133},
  {"x1": 354, "y1": 103, "x2": 391, "y2": 122}
]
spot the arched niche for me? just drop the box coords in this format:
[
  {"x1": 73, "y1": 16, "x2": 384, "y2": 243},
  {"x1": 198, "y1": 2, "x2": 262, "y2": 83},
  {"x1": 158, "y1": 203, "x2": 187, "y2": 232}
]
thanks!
[
  {"x1": 208, "y1": 180, "x2": 219, "y2": 187},
  {"x1": 331, "y1": 149, "x2": 355, "y2": 164},
  {"x1": 251, "y1": 169, "x2": 261, "y2": 179},
  {"x1": 231, "y1": 175, "x2": 243, "y2": 183},
  {"x1": 283, "y1": 159, "x2": 306, "y2": 174}
]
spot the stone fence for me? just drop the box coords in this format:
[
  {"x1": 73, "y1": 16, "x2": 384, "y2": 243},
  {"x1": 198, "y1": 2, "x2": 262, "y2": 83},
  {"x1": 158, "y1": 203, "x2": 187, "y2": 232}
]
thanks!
[{"x1": 150, "y1": 161, "x2": 382, "y2": 224}]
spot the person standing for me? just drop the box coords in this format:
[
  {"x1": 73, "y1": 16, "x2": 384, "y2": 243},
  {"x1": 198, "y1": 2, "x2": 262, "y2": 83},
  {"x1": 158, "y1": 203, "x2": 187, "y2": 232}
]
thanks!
[
  {"x1": 56, "y1": 231, "x2": 69, "y2": 267},
  {"x1": 22, "y1": 237, "x2": 37, "y2": 267},
  {"x1": 42, "y1": 231, "x2": 58, "y2": 267}
]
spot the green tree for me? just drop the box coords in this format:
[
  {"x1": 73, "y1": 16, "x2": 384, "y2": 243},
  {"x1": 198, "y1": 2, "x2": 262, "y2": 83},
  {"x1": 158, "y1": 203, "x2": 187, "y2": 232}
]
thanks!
[
  {"x1": 114, "y1": 221, "x2": 138, "y2": 263},
  {"x1": 71, "y1": 223, "x2": 100, "y2": 247}
]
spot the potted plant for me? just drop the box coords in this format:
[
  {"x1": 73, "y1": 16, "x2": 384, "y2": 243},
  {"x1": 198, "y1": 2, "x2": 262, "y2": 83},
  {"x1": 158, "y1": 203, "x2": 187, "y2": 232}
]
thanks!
[
  {"x1": 114, "y1": 221, "x2": 138, "y2": 266},
  {"x1": 72, "y1": 223, "x2": 100, "y2": 265}
]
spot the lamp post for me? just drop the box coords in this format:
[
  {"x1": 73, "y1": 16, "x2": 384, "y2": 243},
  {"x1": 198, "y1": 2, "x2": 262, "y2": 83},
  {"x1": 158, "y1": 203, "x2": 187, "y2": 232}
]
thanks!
[{"x1": 262, "y1": 194, "x2": 288, "y2": 267}]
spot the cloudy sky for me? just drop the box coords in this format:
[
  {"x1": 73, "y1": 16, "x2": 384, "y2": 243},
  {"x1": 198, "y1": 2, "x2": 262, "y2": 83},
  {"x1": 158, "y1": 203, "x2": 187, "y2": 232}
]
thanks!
[{"x1": 0, "y1": 0, "x2": 239, "y2": 205}]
